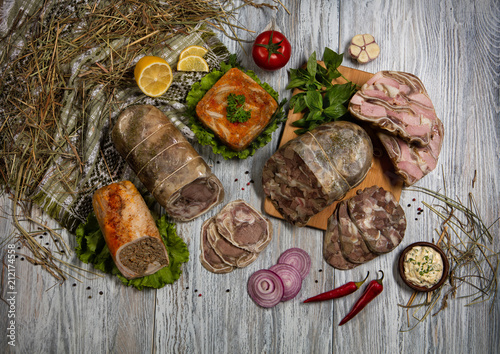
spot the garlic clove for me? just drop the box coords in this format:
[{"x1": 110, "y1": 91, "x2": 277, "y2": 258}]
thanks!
[
  {"x1": 349, "y1": 34, "x2": 380, "y2": 64},
  {"x1": 365, "y1": 42, "x2": 380, "y2": 59}
]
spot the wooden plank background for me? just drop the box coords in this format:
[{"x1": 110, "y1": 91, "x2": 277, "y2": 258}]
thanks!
[{"x1": 1, "y1": 0, "x2": 499, "y2": 353}]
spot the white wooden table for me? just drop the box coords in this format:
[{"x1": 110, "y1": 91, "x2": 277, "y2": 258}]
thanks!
[{"x1": 1, "y1": 0, "x2": 499, "y2": 353}]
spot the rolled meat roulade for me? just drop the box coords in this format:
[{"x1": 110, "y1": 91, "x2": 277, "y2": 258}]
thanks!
[
  {"x1": 112, "y1": 105, "x2": 224, "y2": 221},
  {"x1": 92, "y1": 180, "x2": 169, "y2": 279}
]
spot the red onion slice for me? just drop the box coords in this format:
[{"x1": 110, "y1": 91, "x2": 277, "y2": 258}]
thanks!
[
  {"x1": 269, "y1": 263, "x2": 302, "y2": 302},
  {"x1": 247, "y1": 269, "x2": 284, "y2": 308},
  {"x1": 277, "y1": 248, "x2": 311, "y2": 280}
]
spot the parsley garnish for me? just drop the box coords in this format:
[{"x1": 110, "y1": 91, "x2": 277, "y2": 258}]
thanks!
[
  {"x1": 226, "y1": 93, "x2": 251, "y2": 123},
  {"x1": 287, "y1": 47, "x2": 357, "y2": 135}
]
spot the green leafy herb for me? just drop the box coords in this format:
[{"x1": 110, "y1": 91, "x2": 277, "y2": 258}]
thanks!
[
  {"x1": 226, "y1": 93, "x2": 251, "y2": 123},
  {"x1": 287, "y1": 47, "x2": 357, "y2": 135},
  {"x1": 185, "y1": 54, "x2": 287, "y2": 160},
  {"x1": 75, "y1": 213, "x2": 189, "y2": 290}
]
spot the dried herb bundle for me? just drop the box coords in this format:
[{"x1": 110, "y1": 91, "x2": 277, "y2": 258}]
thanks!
[
  {"x1": 0, "y1": 0, "x2": 279, "y2": 282},
  {"x1": 399, "y1": 182, "x2": 499, "y2": 331}
]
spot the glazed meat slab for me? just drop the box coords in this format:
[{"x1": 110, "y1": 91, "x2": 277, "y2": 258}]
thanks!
[{"x1": 195, "y1": 68, "x2": 278, "y2": 151}]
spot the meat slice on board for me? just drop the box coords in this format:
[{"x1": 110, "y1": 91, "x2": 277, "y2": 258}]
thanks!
[
  {"x1": 349, "y1": 71, "x2": 439, "y2": 147},
  {"x1": 377, "y1": 117, "x2": 444, "y2": 186},
  {"x1": 263, "y1": 121, "x2": 373, "y2": 227},
  {"x1": 337, "y1": 201, "x2": 377, "y2": 264},
  {"x1": 347, "y1": 186, "x2": 406, "y2": 254}
]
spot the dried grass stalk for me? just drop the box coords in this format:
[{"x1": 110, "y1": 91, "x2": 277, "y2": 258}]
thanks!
[{"x1": 0, "y1": 0, "x2": 278, "y2": 282}]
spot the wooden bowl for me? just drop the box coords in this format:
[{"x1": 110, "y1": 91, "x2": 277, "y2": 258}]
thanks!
[{"x1": 398, "y1": 242, "x2": 449, "y2": 292}]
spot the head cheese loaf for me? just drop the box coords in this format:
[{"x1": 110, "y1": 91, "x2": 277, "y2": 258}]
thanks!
[
  {"x1": 92, "y1": 180, "x2": 169, "y2": 279},
  {"x1": 323, "y1": 185, "x2": 406, "y2": 269},
  {"x1": 262, "y1": 121, "x2": 373, "y2": 227},
  {"x1": 112, "y1": 105, "x2": 224, "y2": 221}
]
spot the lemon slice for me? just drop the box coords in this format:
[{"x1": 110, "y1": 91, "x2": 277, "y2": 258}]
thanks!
[
  {"x1": 134, "y1": 56, "x2": 173, "y2": 97},
  {"x1": 177, "y1": 55, "x2": 209, "y2": 72},
  {"x1": 179, "y1": 45, "x2": 208, "y2": 60}
]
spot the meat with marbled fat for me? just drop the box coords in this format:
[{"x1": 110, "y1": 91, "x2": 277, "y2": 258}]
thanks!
[
  {"x1": 337, "y1": 201, "x2": 377, "y2": 264},
  {"x1": 347, "y1": 186, "x2": 406, "y2": 254},
  {"x1": 349, "y1": 71, "x2": 439, "y2": 147},
  {"x1": 199, "y1": 218, "x2": 235, "y2": 274},
  {"x1": 204, "y1": 217, "x2": 258, "y2": 268},
  {"x1": 378, "y1": 117, "x2": 444, "y2": 185},
  {"x1": 263, "y1": 121, "x2": 373, "y2": 227},
  {"x1": 215, "y1": 200, "x2": 272, "y2": 253},
  {"x1": 323, "y1": 207, "x2": 359, "y2": 270},
  {"x1": 112, "y1": 105, "x2": 224, "y2": 221},
  {"x1": 199, "y1": 200, "x2": 272, "y2": 273}
]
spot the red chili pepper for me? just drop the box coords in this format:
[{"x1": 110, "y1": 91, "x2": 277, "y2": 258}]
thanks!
[
  {"x1": 303, "y1": 272, "x2": 369, "y2": 303},
  {"x1": 339, "y1": 270, "x2": 384, "y2": 326}
]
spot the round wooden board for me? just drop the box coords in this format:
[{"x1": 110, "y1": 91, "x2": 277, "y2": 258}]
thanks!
[{"x1": 263, "y1": 65, "x2": 404, "y2": 230}]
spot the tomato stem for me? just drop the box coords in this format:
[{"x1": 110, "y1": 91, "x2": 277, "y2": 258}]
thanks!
[{"x1": 255, "y1": 31, "x2": 285, "y2": 63}]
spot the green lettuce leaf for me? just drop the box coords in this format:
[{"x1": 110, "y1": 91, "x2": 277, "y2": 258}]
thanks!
[
  {"x1": 185, "y1": 54, "x2": 287, "y2": 160},
  {"x1": 75, "y1": 213, "x2": 189, "y2": 290}
]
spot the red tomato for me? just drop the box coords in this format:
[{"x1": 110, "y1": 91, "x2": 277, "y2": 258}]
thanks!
[{"x1": 252, "y1": 30, "x2": 291, "y2": 71}]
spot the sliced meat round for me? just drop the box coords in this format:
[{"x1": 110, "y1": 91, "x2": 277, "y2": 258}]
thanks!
[
  {"x1": 112, "y1": 105, "x2": 224, "y2": 221},
  {"x1": 205, "y1": 217, "x2": 258, "y2": 268},
  {"x1": 92, "y1": 180, "x2": 169, "y2": 280},
  {"x1": 323, "y1": 206, "x2": 360, "y2": 270},
  {"x1": 349, "y1": 71, "x2": 439, "y2": 147},
  {"x1": 199, "y1": 218, "x2": 235, "y2": 274},
  {"x1": 347, "y1": 185, "x2": 406, "y2": 254},
  {"x1": 337, "y1": 201, "x2": 377, "y2": 264},
  {"x1": 215, "y1": 200, "x2": 272, "y2": 253},
  {"x1": 263, "y1": 121, "x2": 373, "y2": 227},
  {"x1": 378, "y1": 117, "x2": 444, "y2": 186}
]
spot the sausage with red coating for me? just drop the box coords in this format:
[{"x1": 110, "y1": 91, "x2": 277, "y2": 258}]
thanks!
[{"x1": 92, "y1": 180, "x2": 169, "y2": 279}]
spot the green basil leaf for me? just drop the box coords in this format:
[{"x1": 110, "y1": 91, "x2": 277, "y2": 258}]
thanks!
[
  {"x1": 294, "y1": 127, "x2": 309, "y2": 135},
  {"x1": 323, "y1": 47, "x2": 343, "y2": 70},
  {"x1": 286, "y1": 77, "x2": 309, "y2": 90},
  {"x1": 291, "y1": 118, "x2": 308, "y2": 127},
  {"x1": 323, "y1": 104, "x2": 348, "y2": 120},
  {"x1": 304, "y1": 109, "x2": 323, "y2": 122},
  {"x1": 290, "y1": 93, "x2": 307, "y2": 113},
  {"x1": 324, "y1": 83, "x2": 356, "y2": 107},
  {"x1": 304, "y1": 90, "x2": 323, "y2": 111},
  {"x1": 307, "y1": 51, "x2": 317, "y2": 78}
]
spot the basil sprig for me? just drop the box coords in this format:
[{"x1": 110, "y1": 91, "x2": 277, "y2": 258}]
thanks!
[{"x1": 287, "y1": 47, "x2": 357, "y2": 135}]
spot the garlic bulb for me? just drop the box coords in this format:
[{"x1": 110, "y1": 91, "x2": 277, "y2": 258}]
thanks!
[{"x1": 348, "y1": 34, "x2": 380, "y2": 64}]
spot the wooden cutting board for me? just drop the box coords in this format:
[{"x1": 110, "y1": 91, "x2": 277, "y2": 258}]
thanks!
[{"x1": 263, "y1": 65, "x2": 403, "y2": 230}]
